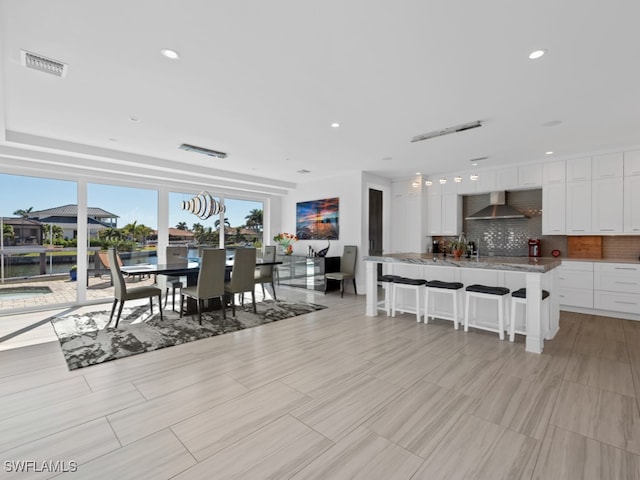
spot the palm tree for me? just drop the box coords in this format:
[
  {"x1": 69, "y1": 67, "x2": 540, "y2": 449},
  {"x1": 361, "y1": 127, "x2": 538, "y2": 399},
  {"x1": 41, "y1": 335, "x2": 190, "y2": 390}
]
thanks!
[
  {"x1": 41, "y1": 224, "x2": 64, "y2": 244},
  {"x1": 99, "y1": 227, "x2": 123, "y2": 241},
  {"x1": 214, "y1": 217, "x2": 231, "y2": 230},
  {"x1": 244, "y1": 209, "x2": 263, "y2": 233},
  {"x1": 192, "y1": 223, "x2": 204, "y2": 234},
  {"x1": 2, "y1": 224, "x2": 14, "y2": 241},
  {"x1": 175, "y1": 221, "x2": 188, "y2": 231},
  {"x1": 13, "y1": 207, "x2": 34, "y2": 218}
]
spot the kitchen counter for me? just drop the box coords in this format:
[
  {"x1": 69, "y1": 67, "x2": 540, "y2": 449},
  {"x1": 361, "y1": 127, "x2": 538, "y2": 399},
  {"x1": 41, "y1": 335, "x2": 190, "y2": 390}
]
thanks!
[
  {"x1": 364, "y1": 253, "x2": 561, "y2": 273},
  {"x1": 364, "y1": 253, "x2": 560, "y2": 354}
]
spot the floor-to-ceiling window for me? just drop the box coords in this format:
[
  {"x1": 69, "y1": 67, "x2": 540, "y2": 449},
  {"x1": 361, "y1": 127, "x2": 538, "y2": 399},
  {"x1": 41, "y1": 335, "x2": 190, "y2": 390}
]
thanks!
[
  {"x1": 0, "y1": 173, "x2": 77, "y2": 312},
  {"x1": 222, "y1": 197, "x2": 264, "y2": 248}
]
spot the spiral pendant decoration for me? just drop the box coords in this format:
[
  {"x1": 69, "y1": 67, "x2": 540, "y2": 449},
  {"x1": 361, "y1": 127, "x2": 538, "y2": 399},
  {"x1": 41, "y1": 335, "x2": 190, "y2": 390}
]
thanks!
[{"x1": 180, "y1": 191, "x2": 226, "y2": 220}]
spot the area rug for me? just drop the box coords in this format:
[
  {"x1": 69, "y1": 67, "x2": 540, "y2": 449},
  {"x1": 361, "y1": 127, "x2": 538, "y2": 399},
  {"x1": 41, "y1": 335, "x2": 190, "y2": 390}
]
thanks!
[{"x1": 51, "y1": 299, "x2": 327, "y2": 370}]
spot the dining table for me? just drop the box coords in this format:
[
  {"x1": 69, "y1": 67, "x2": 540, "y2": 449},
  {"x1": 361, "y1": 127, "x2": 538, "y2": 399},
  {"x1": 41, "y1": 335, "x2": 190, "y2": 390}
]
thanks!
[{"x1": 121, "y1": 258, "x2": 282, "y2": 314}]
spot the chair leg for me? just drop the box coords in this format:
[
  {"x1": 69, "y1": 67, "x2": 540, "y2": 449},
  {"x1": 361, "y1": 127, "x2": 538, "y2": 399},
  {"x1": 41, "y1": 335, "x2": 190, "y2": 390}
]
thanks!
[
  {"x1": 149, "y1": 297, "x2": 154, "y2": 315},
  {"x1": 271, "y1": 281, "x2": 277, "y2": 300},
  {"x1": 324, "y1": 276, "x2": 328, "y2": 295},
  {"x1": 158, "y1": 294, "x2": 163, "y2": 320},
  {"x1": 220, "y1": 296, "x2": 226, "y2": 320},
  {"x1": 197, "y1": 299, "x2": 202, "y2": 325},
  {"x1": 109, "y1": 299, "x2": 118, "y2": 322},
  {"x1": 179, "y1": 294, "x2": 184, "y2": 318},
  {"x1": 164, "y1": 288, "x2": 169, "y2": 308},
  {"x1": 252, "y1": 290, "x2": 257, "y2": 314},
  {"x1": 115, "y1": 301, "x2": 125, "y2": 328},
  {"x1": 231, "y1": 296, "x2": 236, "y2": 317},
  {"x1": 340, "y1": 279, "x2": 344, "y2": 298},
  {"x1": 261, "y1": 283, "x2": 265, "y2": 298},
  {"x1": 464, "y1": 294, "x2": 471, "y2": 332},
  {"x1": 353, "y1": 278, "x2": 358, "y2": 295}
]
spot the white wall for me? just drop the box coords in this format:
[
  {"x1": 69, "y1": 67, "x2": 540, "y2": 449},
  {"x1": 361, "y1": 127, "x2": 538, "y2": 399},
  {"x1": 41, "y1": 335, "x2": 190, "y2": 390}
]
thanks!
[{"x1": 278, "y1": 172, "x2": 367, "y2": 293}]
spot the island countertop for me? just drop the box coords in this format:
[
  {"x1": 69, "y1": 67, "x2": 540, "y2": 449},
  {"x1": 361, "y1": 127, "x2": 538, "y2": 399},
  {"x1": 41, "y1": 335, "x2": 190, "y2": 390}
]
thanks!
[{"x1": 363, "y1": 253, "x2": 561, "y2": 273}]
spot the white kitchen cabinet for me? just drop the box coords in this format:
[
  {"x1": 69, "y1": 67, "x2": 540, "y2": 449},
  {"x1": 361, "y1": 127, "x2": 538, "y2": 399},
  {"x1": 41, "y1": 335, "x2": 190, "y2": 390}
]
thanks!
[
  {"x1": 542, "y1": 160, "x2": 566, "y2": 185},
  {"x1": 566, "y1": 156, "x2": 591, "y2": 181},
  {"x1": 594, "y1": 263, "x2": 640, "y2": 315},
  {"x1": 558, "y1": 261, "x2": 593, "y2": 309},
  {"x1": 591, "y1": 177, "x2": 623, "y2": 233},
  {"x1": 592, "y1": 152, "x2": 623, "y2": 179},
  {"x1": 428, "y1": 190, "x2": 442, "y2": 236},
  {"x1": 496, "y1": 167, "x2": 518, "y2": 190},
  {"x1": 457, "y1": 172, "x2": 477, "y2": 194},
  {"x1": 624, "y1": 175, "x2": 640, "y2": 233},
  {"x1": 542, "y1": 183, "x2": 566, "y2": 234},
  {"x1": 441, "y1": 193, "x2": 462, "y2": 235},
  {"x1": 624, "y1": 150, "x2": 640, "y2": 176},
  {"x1": 518, "y1": 163, "x2": 542, "y2": 188},
  {"x1": 566, "y1": 180, "x2": 591, "y2": 233},
  {"x1": 475, "y1": 169, "x2": 496, "y2": 193}
]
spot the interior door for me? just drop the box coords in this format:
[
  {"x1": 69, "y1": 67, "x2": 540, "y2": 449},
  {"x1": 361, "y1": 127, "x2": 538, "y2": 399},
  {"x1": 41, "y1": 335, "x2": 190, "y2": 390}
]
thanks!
[{"x1": 369, "y1": 188, "x2": 383, "y2": 259}]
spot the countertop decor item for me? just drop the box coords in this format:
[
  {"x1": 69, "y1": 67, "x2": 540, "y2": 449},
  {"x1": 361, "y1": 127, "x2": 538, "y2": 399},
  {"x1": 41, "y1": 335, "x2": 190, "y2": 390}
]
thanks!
[{"x1": 273, "y1": 232, "x2": 298, "y2": 255}]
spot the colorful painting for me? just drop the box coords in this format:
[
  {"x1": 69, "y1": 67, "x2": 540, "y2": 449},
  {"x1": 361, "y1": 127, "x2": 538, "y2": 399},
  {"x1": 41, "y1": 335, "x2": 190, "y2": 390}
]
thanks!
[{"x1": 296, "y1": 197, "x2": 339, "y2": 240}]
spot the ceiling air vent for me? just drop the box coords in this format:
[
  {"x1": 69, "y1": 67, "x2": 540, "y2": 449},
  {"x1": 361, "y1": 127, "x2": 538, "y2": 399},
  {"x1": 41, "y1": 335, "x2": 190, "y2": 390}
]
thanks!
[
  {"x1": 411, "y1": 120, "x2": 482, "y2": 143},
  {"x1": 179, "y1": 143, "x2": 228, "y2": 159},
  {"x1": 21, "y1": 50, "x2": 68, "y2": 77}
]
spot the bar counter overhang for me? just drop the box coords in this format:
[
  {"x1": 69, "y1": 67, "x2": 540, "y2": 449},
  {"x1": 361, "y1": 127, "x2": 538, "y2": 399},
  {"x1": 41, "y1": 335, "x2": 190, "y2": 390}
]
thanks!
[{"x1": 364, "y1": 253, "x2": 561, "y2": 354}]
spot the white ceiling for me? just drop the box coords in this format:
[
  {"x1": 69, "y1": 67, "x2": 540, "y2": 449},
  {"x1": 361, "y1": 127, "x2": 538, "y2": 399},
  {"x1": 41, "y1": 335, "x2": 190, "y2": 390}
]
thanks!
[{"x1": 2, "y1": 0, "x2": 640, "y2": 193}]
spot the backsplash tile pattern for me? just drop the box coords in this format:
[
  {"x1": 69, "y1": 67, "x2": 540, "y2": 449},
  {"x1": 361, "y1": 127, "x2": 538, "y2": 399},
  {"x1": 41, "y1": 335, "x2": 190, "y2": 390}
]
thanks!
[
  {"x1": 436, "y1": 189, "x2": 566, "y2": 257},
  {"x1": 434, "y1": 188, "x2": 640, "y2": 259}
]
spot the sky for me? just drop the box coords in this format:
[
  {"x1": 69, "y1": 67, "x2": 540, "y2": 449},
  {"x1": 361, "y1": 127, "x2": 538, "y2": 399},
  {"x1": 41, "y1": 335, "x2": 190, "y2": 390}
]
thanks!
[{"x1": 0, "y1": 174, "x2": 262, "y2": 230}]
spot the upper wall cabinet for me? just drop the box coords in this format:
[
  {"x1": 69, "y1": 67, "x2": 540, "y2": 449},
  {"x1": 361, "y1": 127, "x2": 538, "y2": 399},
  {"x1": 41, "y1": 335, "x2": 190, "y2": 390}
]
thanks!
[
  {"x1": 624, "y1": 175, "x2": 640, "y2": 233},
  {"x1": 476, "y1": 169, "x2": 497, "y2": 193},
  {"x1": 624, "y1": 150, "x2": 640, "y2": 176},
  {"x1": 566, "y1": 180, "x2": 592, "y2": 233},
  {"x1": 542, "y1": 160, "x2": 566, "y2": 185},
  {"x1": 592, "y1": 152, "x2": 623, "y2": 179},
  {"x1": 496, "y1": 167, "x2": 518, "y2": 190},
  {"x1": 518, "y1": 163, "x2": 542, "y2": 188},
  {"x1": 592, "y1": 177, "x2": 624, "y2": 233},
  {"x1": 566, "y1": 157, "x2": 592, "y2": 182}
]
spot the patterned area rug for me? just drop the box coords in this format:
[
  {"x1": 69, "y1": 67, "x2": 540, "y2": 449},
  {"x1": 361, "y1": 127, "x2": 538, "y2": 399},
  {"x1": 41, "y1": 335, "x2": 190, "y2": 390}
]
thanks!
[{"x1": 51, "y1": 300, "x2": 327, "y2": 370}]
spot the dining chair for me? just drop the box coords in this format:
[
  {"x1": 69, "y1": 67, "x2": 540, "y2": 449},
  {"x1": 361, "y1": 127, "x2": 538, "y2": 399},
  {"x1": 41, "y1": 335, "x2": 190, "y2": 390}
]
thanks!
[
  {"x1": 325, "y1": 245, "x2": 358, "y2": 297},
  {"x1": 225, "y1": 247, "x2": 257, "y2": 315},
  {"x1": 254, "y1": 245, "x2": 277, "y2": 300},
  {"x1": 157, "y1": 245, "x2": 188, "y2": 311},
  {"x1": 107, "y1": 248, "x2": 163, "y2": 328},
  {"x1": 179, "y1": 248, "x2": 226, "y2": 324}
]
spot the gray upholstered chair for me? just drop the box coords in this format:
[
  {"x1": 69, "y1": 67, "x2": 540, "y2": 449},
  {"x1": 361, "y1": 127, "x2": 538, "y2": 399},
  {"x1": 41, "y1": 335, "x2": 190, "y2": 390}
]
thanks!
[
  {"x1": 325, "y1": 245, "x2": 358, "y2": 297},
  {"x1": 225, "y1": 247, "x2": 257, "y2": 315},
  {"x1": 254, "y1": 245, "x2": 277, "y2": 300},
  {"x1": 157, "y1": 245, "x2": 188, "y2": 311},
  {"x1": 179, "y1": 248, "x2": 226, "y2": 324},
  {"x1": 108, "y1": 248, "x2": 163, "y2": 328}
]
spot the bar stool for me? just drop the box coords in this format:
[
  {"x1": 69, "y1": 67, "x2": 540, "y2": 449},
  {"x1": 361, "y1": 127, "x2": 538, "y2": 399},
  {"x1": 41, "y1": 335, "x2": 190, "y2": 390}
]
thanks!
[
  {"x1": 509, "y1": 288, "x2": 550, "y2": 342},
  {"x1": 392, "y1": 277, "x2": 427, "y2": 322},
  {"x1": 423, "y1": 280, "x2": 464, "y2": 329},
  {"x1": 378, "y1": 274, "x2": 402, "y2": 316},
  {"x1": 464, "y1": 284, "x2": 511, "y2": 340}
]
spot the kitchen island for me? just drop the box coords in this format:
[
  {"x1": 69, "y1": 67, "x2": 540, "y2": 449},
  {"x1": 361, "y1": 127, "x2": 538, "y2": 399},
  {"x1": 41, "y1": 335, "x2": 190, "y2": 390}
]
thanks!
[{"x1": 364, "y1": 253, "x2": 561, "y2": 354}]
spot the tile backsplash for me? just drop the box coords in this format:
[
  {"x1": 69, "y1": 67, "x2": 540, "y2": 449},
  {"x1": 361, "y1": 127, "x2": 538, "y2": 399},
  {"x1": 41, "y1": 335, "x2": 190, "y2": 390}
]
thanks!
[
  {"x1": 435, "y1": 189, "x2": 566, "y2": 257},
  {"x1": 434, "y1": 189, "x2": 640, "y2": 259}
]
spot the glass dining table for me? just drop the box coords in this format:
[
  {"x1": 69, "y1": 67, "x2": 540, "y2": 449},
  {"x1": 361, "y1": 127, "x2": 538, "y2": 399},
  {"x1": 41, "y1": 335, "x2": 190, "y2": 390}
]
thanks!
[{"x1": 121, "y1": 258, "x2": 282, "y2": 313}]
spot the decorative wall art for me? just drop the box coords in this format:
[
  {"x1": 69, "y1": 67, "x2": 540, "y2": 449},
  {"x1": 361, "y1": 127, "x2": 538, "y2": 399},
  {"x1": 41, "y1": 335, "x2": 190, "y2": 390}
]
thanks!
[
  {"x1": 296, "y1": 197, "x2": 339, "y2": 240},
  {"x1": 181, "y1": 191, "x2": 225, "y2": 220}
]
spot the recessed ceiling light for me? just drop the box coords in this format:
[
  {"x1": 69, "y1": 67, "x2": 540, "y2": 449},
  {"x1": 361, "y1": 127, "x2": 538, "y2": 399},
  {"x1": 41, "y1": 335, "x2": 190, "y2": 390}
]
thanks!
[
  {"x1": 331, "y1": 123, "x2": 340, "y2": 128},
  {"x1": 161, "y1": 49, "x2": 180, "y2": 60},
  {"x1": 129, "y1": 116, "x2": 140, "y2": 122},
  {"x1": 471, "y1": 162, "x2": 478, "y2": 166},
  {"x1": 545, "y1": 151, "x2": 554, "y2": 155},
  {"x1": 381, "y1": 156, "x2": 393, "y2": 161},
  {"x1": 425, "y1": 180, "x2": 433, "y2": 186},
  {"x1": 454, "y1": 176, "x2": 462, "y2": 183},
  {"x1": 528, "y1": 49, "x2": 547, "y2": 59},
  {"x1": 470, "y1": 174, "x2": 479, "y2": 181},
  {"x1": 439, "y1": 178, "x2": 447, "y2": 184},
  {"x1": 416, "y1": 172, "x2": 421, "y2": 175}
]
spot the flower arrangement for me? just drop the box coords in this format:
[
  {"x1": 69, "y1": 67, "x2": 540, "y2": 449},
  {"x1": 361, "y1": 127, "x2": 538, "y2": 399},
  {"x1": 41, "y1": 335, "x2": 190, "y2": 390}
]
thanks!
[{"x1": 273, "y1": 232, "x2": 298, "y2": 255}]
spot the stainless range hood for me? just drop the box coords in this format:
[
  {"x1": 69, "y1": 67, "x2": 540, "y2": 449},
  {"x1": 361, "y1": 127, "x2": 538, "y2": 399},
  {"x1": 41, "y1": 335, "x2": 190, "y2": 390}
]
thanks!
[{"x1": 465, "y1": 191, "x2": 528, "y2": 220}]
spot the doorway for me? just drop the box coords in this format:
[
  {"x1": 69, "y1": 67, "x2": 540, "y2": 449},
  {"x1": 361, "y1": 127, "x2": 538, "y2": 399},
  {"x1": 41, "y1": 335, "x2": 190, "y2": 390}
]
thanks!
[{"x1": 369, "y1": 188, "x2": 383, "y2": 275}]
